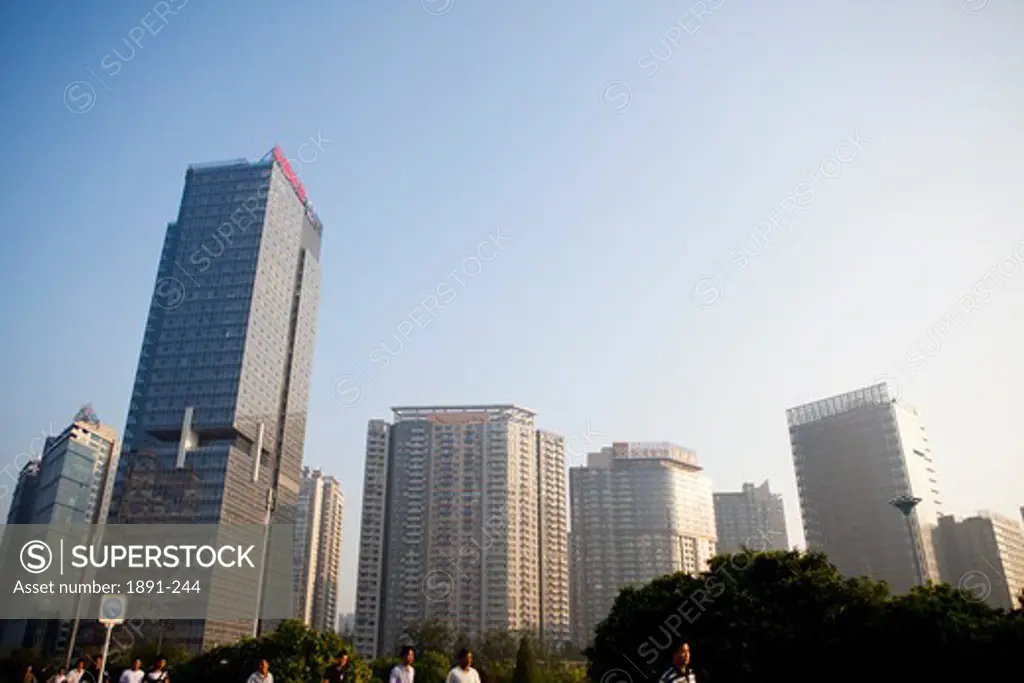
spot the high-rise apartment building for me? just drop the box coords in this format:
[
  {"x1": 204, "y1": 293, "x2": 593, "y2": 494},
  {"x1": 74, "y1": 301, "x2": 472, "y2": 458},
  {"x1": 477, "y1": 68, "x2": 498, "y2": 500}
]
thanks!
[
  {"x1": 354, "y1": 420, "x2": 390, "y2": 656},
  {"x1": 935, "y1": 511, "x2": 1024, "y2": 611},
  {"x1": 787, "y1": 383, "x2": 942, "y2": 593},
  {"x1": 536, "y1": 431, "x2": 570, "y2": 648},
  {"x1": 569, "y1": 442, "x2": 716, "y2": 647},
  {"x1": 295, "y1": 467, "x2": 345, "y2": 632},
  {"x1": 107, "y1": 148, "x2": 323, "y2": 651},
  {"x1": 0, "y1": 407, "x2": 121, "y2": 653},
  {"x1": 353, "y1": 405, "x2": 568, "y2": 657},
  {"x1": 713, "y1": 480, "x2": 789, "y2": 554}
]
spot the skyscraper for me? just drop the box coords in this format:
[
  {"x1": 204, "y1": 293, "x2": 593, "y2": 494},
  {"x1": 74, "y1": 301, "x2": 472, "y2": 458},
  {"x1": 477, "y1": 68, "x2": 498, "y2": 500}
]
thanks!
[
  {"x1": 713, "y1": 480, "x2": 789, "y2": 554},
  {"x1": 295, "y1": 467, "x2": 345, "y2": 632},
  {"x1": 353, "y1": 405, "x2": 567, "y2": 657},
  {"x1": 354, "y1": 420, "x2": 391, "y2": 656},
  {"x1": 107, "y1": 148, "x2": 323, "y2": 651},
  {"x1": 787, "y1": 383, "x2": 942, "y2": 593},
  {"x1": 0, "y1": 407, "x2": 121, "y2": 653},
  {"x1": 935, "y1": 511, "x2": 1024, "y2": 611},
  {"x1": 5, "y1": 460, "x2": 40, "y2": 525},
  {"x1": 569, "y1": 442, "x2": 716, "y2": 647},
  {"x1": 536, "y1": 431, "x2": 570, "y2": 649}
]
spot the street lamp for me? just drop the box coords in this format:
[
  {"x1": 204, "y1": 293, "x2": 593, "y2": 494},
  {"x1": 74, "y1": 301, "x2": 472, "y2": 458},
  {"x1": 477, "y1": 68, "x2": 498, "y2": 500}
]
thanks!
[{"x1": 890, "y1": 494, "x2": 924, "y2": 588}]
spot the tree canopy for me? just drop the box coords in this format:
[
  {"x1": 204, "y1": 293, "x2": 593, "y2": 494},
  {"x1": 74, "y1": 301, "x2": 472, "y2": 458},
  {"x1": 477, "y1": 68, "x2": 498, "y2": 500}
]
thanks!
[
  {"x1": 511, "y1": 636, "x2": 537, "y2": 683},
  {"x1": 585, "y1": 549, "x2": 1024, "y2": 682},
  {"x1": 170, "y1": 620, "x2": 370, "y2": 683}
]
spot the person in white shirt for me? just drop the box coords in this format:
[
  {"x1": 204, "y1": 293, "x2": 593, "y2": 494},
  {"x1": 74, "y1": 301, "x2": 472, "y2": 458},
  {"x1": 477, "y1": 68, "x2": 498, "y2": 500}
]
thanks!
[
  {"x1": 47, "y1": 666, "x2": 67, "y2": 683},
  {"x1": 389, "y1": 646, "x2": 415, "y2": 683},
  {"x1": 145, "y1": 657, "x2": 169, "y2": 683},
  {"x1": 247, "y1": 659, "x2": 274, "y2": 683},
  {"x1": 119, "y1": 659, "x2": 145, "y2": 683},
  {"x1": 65, "y1": 660, "x2": 87, "y2": 683},
  {"x1": 446, "y1": 649, "x2": 481, "y2": 683}
]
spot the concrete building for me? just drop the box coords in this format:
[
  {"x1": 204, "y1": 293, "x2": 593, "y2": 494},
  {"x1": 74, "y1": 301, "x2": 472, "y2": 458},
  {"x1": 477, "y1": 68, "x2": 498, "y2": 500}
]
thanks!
[
  {"x1": 787, "y1": 383, "x2": 942, "y2": 593},
  {"x1": 353, "y1": 405, "x2": 568, "y2": 657},
  {"x1": 935, "y1": 511, "x2": 1024, "y2": 611},
  {"x1": 0, "y1": 406, "x2": 121, "y2": 653},
  {"x1": 569, "y1": 442, "x2": 716, "y2": 647},
  {"x1": 537, "y1": 430, "x2": 570, "y2": 648},
  {"x1": 337, "y1": 612, "x2": 355, "y2": 638},
  {"x1": 106, "y1": 148, "x2": 323, "y2": 652},
  {"x1": 713, "y1": 480, "x2": 789, "y2": 554},
  {"x1": 295, "y1": 467, "x2": 345, "y2": 632},
  {"x1": 353, "y1": 420, "x2": 391, "y2": 656}
]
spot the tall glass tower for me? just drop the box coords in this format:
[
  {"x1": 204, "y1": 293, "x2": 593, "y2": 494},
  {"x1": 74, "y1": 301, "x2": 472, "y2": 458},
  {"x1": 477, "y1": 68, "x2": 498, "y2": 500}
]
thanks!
[{"x1": 107, "y1": 147, "x2": 323, "y2": 651}]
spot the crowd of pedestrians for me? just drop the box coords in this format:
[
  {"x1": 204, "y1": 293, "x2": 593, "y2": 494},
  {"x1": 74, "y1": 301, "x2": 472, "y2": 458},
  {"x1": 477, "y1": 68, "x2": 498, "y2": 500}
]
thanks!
[{"x1": 21, "y1": 639, "x2": 704, "y2": 683}]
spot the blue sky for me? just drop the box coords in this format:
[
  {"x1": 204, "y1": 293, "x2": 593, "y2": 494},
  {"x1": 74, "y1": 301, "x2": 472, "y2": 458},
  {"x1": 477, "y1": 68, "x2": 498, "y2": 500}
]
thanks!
[{"x1": 1, "y1": 0, "x2": 1023, "y2": 611}]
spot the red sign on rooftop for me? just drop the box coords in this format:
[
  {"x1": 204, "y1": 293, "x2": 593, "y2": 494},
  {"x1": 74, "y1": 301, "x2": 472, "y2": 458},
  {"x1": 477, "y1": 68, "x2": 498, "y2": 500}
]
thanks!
[{"x1": 272, "y1": 145, "x2": 308, "y2": 204}]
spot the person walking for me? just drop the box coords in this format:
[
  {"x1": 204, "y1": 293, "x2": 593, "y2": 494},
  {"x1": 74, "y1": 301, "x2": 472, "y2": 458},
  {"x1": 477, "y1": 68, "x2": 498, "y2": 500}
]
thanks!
[
  {"x1": 46, "y1": 666, "x2": 67, "y2": 683},
  {"x1": 658, "y1": 643, "x2": 706, "y2": 683},
  {"x1": 66, "y1": 660, "x2": 87, "y2": 683},
  {"x1": 388, "y1": 646, "x2": 415, "y2": 683},
  {"x1": 22, "y1": 664, "x2": 38, "y2": 683},
  {"x1": 88, "y1": 656, "x2": 111, "y2": 683},
  {"x1": 445, "y1": 649, "x2": 480, "y2": 683},
  {"x1": 322, "y1": 649, "x2": 350, "y2": 683},
  {"x1": 246, "y1": 659, "x2": 273, "y2": 683},
  {"x1": 145, "y1": 657, "x2": 169, "y2": 683},
  {"x1": 119, "y1": 659, "x2": 145, "y2": 683}
]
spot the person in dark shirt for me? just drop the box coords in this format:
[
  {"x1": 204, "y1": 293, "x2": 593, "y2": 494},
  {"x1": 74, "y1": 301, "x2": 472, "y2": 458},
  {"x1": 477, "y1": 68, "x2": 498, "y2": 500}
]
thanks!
[
  {"x1": 657, "y1": 643, "x2": 706, "y2": 683},
  {"x1": 86, "y1": 655, "x2": 111, "y2": 683},
  {"x1": 321, "y1": 649, "x2": 350, "y2": 683}
]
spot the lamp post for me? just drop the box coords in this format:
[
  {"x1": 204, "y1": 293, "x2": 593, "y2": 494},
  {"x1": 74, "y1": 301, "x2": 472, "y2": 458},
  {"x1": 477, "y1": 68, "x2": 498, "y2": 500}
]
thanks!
[
  {"x1": 890, "y1": 494, "x2": 924, "y2": 588},
  {"x1": 252, "y1": 488, "x2": 274, "y2": 637}
]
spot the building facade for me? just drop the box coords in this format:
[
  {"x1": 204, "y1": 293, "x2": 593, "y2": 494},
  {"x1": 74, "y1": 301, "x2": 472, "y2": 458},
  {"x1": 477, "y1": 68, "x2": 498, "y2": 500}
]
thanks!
[
  {"x1": 106, "y1": 148, "x2": 323, "y2": 651},
  {"x1": 5, "y1": 460, "x2": 41, "y2": 524},
  {"x1": 295, "y1": 467, "x2": 345, "y2": 632},
  {"x1": 713, "y1": 480, "x2": 789, "y2": 554},
  {"x1": 787, "y1": 383, "x2": 942, "y2": 593},
  {"x1": 0, "y1": 407, "x2": 121, "y2": 653},
  {"x1": 353, "y1": 420, "x2": 391, "y2": 656},
  {"x1": 935, "y1": 511, "x2": 1024, "y2": 611},
  {"x1": 536, "y1": 431, "x2": 570, "y2": 649},
  {"x1": 569, "y1": 442, "x2": 716, "y2": 647},
  {"x1": 353, "y1": 405, "x2": 568, "y2": 657}
]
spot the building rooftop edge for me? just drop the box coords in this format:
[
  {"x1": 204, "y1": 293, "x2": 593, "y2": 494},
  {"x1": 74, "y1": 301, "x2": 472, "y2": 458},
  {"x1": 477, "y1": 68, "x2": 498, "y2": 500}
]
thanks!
[{"x1": 391, "y1": 404, "x2": 536, "y2": 416}]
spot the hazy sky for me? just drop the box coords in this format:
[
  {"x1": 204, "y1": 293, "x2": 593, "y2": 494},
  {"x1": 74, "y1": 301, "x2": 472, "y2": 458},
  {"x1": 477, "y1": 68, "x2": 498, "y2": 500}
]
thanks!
[{"x1": 1, "y1": 0, "x2": 1022, "y2": 612}]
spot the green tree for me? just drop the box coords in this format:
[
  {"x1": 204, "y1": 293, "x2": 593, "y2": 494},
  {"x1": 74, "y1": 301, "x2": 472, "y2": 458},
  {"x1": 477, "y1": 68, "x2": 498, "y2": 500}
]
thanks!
[
  {"x1": 511, "y1": 637, "x2": 536, "y2": 683},
  {"x1": 403, "y1": 619, "x2": 454, "y2": 657},
  {"x1": 537, "y1": 662, "x2": 585, "y2": 683},
  {"x1": 414, "y1": 649, "x2": 451, "y2": 683},
  {"x1": 475, "y1": 628, "x2": 518, "y2": 668},
  {"x1": 370, "y1": 655, "x2": 401, "y2": 683},
  {"x1": 585, "y1": 549, "x2": 1024, "y2": 683},
  {"x1": 170, "y1": 620, "x2": 365, "y2": 683}
]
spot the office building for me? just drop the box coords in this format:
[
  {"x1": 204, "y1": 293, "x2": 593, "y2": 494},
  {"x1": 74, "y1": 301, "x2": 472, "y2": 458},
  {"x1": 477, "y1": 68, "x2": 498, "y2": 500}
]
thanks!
[
  {"x1": 935, "y1": 511, "x2": 1024, "y2": 611},
  {"x1": 5, "y1": 460, "x2": 41, "y2": 524},
  {"x1": 0, "y1": 406, "x2": 121, "y2": 653},
  {"x1": 569, "y1": 442, "x2": 716, "y2": 647},
  {"x1": 787, "y1": 383, "x2": 942, "y2": 593},
  {"x1": 106, "y1": 147, "x2": 324, "y2": 652},
  {"x1": 713, "y1": 480, "x2": 789, "y2": 554},
  {"x1": 295, "y1": 467, "x2": 345, "y2": 632},
  {"x1": 353, "y1": 405, "x2": 568, "y2": 657}
]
